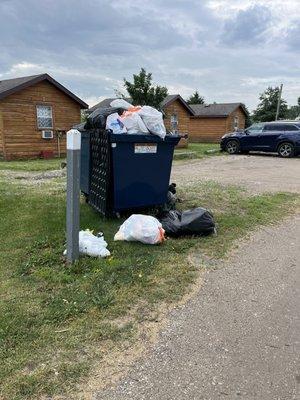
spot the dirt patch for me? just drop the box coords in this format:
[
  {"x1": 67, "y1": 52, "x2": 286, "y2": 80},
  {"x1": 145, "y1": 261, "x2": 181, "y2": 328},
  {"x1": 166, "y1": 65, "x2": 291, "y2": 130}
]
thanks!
[
  {"x1": 0, "y1": 169, "x2": 65, "y2": 184},
  {"x1": 172, "y1": 154, "x2": 300, "y2": 194}
]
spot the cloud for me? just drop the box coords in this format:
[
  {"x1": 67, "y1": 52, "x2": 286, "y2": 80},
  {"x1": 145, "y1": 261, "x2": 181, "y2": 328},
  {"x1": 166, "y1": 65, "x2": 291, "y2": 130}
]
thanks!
[
  {"x1": 0, "y1": 0, "x2": 299, "y2": 109},
  {"x1": 285, "y1": 22, "x2": 300, "y2": 51},
  {"x1": 221, "y1": 5, "x2": 272, "y2": 46}
]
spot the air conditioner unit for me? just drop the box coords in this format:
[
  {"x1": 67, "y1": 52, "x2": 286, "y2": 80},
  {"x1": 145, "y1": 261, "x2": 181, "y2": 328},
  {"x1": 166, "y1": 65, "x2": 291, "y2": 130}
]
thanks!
[{"x1": 41, "y1": 130, "x2": 53, "y2": 139}]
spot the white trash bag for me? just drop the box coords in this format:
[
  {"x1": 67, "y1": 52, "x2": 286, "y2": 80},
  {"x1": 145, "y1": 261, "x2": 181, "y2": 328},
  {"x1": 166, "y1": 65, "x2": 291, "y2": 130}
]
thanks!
[
  {"x1": 114, "y1": 215, "x2": 165, "y2": 245},
  {"x1": 110, "y1": 98, "x2": 133, "y2": 110},
  {"x1": 138, "y1": 106, "x2": 166, "y2": 139},
  {"x1": 79, "y1": 230, "x2": 111, "y2": 258},
  {"x1": 106, "y1": 113, "x2": 127, "y2": 134},
  {"x1": 120, "y1": 112, "x2": 148, "y2": 134}
]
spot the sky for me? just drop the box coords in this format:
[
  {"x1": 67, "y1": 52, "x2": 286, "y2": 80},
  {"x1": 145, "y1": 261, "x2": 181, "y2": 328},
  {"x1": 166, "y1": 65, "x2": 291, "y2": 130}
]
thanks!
[{"x1": 0, "y1": 0, "x2": 299, "y2": 111}]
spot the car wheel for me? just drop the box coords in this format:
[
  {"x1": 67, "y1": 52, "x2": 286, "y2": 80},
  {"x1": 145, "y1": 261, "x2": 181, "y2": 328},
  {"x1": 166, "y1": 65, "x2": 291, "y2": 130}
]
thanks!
[
  {"x1": 225, "y1": 140, "x2": 240, "y2": 154},
  {"x1": 277, "y1": 142, "x2": 294, "y2": 158}
]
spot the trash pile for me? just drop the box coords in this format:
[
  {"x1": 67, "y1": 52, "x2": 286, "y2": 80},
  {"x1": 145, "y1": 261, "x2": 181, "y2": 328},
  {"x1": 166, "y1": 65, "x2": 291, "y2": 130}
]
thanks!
[
  {"x1": 66, "y1": 98, "x2": 216, "y2": 259},
  {"x1": 72, "y1": 204, "x2": 215, "y2": 259},
  {"x1": 86, "y1": 98, "x2": 166, "y2": 139},
  {"x1": 66, "y1": 188, "x2": 215, "y2": 259}
]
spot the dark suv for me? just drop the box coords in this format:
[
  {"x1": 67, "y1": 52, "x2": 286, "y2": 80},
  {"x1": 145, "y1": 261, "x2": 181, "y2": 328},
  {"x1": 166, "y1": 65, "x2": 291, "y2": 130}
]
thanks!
[{"x1": 220, "y1": 121, "x2": 300, "y2": 157}]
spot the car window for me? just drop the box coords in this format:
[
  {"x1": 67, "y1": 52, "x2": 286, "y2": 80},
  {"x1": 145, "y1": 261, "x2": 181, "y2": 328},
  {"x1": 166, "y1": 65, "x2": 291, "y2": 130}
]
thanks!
[
  {"x1": 283, "y1": 124, "x2": 299, "y2": 131},
  {"x1": 263, "y1": 124, "x2": 285, "y2": 131},
  {"x1": 246, "y1": 123, "x2": 264, "y2": 133}
]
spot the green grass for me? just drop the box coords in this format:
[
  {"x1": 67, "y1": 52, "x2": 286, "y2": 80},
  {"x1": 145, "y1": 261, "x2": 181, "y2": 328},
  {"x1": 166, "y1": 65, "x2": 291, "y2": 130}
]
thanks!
[
  {"x1": 175, "y1": 143, "x2": 222, "y2": 159},
  {"x1": 0, "y1": 158, "x2": 65, "y2": 172},
  {"x1": 0, "y1": 178, "x2": 298, "y2": 399},
  {"x1": 0, "y1": 144, "x2": 220, "y2": 171}
]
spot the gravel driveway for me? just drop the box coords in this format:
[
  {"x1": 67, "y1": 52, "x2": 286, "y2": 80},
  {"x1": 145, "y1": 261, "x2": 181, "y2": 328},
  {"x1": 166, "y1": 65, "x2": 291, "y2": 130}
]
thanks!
[
  {"x1": 95, "y1": 215, "x2": 300, "y2": 400},
  {"x1": 93, "y1": 154, "x2": 300, "y2": 400},
  {"x1": 171, "y1": 154, "x2": 300, "y2": 194}
]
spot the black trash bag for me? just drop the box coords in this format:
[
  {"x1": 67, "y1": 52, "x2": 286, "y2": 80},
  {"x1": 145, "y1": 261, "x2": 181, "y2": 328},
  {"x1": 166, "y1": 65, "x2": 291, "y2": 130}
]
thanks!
[
  {"x1": 85, "y1": 107, "x2": 123, "y2": 130},
  {"x1": 164, "y1": 184, "x2": 177, "y2": 211},
  {"x1": 180, "y1": 207, "x2": 215, "y2": 236},
  {"x1": 160, "y1": 210, "x2": 182, "y2": 236},
  {"x1": 156, "y1": 183, "x2": 178, "y2": 215},
  {"x1": 160, "y1": 207, "x2": 215, "y2": 237},
  {"x1": 168, "y1": 182, "x2": 177, "y2": 194}
]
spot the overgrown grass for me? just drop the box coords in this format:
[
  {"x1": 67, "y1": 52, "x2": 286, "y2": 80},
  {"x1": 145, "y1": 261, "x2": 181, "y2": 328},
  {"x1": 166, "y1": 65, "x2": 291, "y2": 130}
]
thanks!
[
  {"x1": 0, "y1": 158, "x2": 65, "y2": 172},
  {"x1": 175, "y1": 143, "x2": 221, "y2": 159},
  {"x1": 0, "y1": 178, "x2": 298, "y2": 399}
]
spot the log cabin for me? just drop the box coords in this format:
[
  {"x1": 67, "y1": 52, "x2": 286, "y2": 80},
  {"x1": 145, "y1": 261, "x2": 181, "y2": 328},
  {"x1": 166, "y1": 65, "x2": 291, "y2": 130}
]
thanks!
[
  {"x1": 90, "y1": 95, "x2": 248, "y2": 147},
  {"x1": 0, "y1": 74, "x2": 88, "y2": 160}
]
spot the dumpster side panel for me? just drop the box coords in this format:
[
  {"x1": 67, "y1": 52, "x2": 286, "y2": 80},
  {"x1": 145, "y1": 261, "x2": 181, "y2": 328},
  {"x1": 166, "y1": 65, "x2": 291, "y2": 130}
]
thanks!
[
  {"x1": 111, "y1": 139, "x2": 176, "y2": 211},
  {"x1": 89, "y1": 129, "x2": 113, "y2": 216}
]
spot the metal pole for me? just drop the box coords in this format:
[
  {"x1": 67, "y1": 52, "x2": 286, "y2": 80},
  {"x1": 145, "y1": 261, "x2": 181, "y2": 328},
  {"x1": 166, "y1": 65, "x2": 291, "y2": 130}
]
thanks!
[
  {"x1": 57, "y1": 131, "x2": 61, "y2": 158},
  {"x1": 275, "y1": 84, "x2": 283, "y2": 121},
  {"x1": 66, "y1": 129, "x2": 81, "y2": 263}
]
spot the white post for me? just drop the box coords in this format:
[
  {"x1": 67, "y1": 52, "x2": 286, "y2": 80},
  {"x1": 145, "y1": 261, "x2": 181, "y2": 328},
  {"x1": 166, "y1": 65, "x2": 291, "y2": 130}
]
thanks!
[{"x1": 66, "y1": 129, "x2": 81, "y2": 263}]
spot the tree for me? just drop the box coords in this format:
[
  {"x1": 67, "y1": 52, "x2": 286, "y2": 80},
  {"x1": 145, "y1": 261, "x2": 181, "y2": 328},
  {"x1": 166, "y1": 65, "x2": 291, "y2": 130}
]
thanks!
[
  {"x1": 243, "y1": 105, "x2": 252, "y2": 127},
  {"x1": 286, "y1": 96, "x2": 300, "y2": 120},
  {"x1": 117, "y1": 68, "x2": 168, "y2": 109},
  {"x1": 252, "y1": 86, "x2": 288, "y2": 122},
  {"x1": 186, "y1": 91, "x2": 205, "y2": 105}
]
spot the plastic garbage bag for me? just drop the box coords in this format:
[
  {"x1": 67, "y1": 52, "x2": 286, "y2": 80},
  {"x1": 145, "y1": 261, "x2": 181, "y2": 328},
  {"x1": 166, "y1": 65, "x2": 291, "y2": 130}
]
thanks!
[
  {"x1": 126, "y1": 106, "x2": 142, "y2": 113},
  {"x1": 114, "y1": 214, "x2": 165, "y2": 244},
  {"x1": 120, "y1": 112, "x2": 148, "y2": 134},
  {"x1": 85, "y1": 107, "x2": 122, "y2": 129},
  {"x1": 158, "y1": 183, "x2": 177, "y2": 214},
  {"x1": 160, "y1": 207, "x2": 215, "y2": 237},
  {"x1": 159, "y1": 210, "x2": 182, "y2": 236},
  {"x1": 110, "y1": 98, "x2": 133, "y2": 110},
  {"x1": 138, "y1": 106, "x2": 166, "y2": 139},
  {"x1": 181, "y1": 208, "x2": 215, "y2": 235},
  {"x1": 79, "y1": 230, "x2": 111, "y2": 257},
  {"x1": 106, "y1": 113, "x2": 127, "y2": 134}
]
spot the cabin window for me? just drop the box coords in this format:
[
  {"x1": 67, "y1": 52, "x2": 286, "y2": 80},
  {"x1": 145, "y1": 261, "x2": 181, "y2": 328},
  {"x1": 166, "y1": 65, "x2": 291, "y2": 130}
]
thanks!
[
  {"x1": 36, "y1": 105, "x2": 53, "y2": 129},
  {"x1": 233, "y1": 115, "x2": 239, "y2": 131},
  {"x1": 171, "y1": 114, "x2": 178, "y2": 131}
]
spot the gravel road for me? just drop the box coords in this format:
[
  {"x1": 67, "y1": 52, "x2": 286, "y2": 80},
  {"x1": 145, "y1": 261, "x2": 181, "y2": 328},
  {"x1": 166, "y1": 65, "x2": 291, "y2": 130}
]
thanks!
[
  {"x1": 171, "y1": 154, "x2": 300, "y2": 194},
  {"x1": 95, "y1": 215, "x2": 300, "y2": 400},
  {"x1": 2, "y1": 153, "x2": 299, "y2": 194}
]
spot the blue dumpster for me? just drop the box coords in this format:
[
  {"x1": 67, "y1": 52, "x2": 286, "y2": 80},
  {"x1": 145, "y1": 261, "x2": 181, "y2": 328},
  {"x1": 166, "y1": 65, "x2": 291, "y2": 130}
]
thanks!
[{"x1": 80, "y1": 129, "x2": 180, "y2": 216}]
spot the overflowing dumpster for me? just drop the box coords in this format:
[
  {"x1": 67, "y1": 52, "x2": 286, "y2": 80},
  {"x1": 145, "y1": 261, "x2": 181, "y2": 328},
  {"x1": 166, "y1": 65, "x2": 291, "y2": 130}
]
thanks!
[{"x1": 80, "y1": 128, "x2": 180, "y2": 216}]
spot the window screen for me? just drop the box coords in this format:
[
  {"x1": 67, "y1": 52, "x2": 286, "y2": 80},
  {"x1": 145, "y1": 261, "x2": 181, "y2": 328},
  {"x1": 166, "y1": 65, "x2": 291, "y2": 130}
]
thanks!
[
  {"x1": 233, "y1": 116, "x2": 239, "y2": 131},
  {"x1": 36, "y1": 105, "x2": 53, "y2": 129},
  {"x1": 171, "y1": 114, "x2": 178, "y2": 131}
]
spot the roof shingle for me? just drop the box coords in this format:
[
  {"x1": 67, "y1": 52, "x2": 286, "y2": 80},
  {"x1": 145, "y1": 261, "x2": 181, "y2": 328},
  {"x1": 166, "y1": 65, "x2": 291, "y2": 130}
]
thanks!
[
  {"x1": 89, "y1": 94, "x2": 194, "y2": 115},
  {"x1": 88, "y1": 96, "x2": 247, "y2": 118},
  {"x1": 190, "y1": 103, "x2": 247, "y2": 117},
  {"x1": 0, "y1": 73, "x2": 88, "y2": 108}
]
